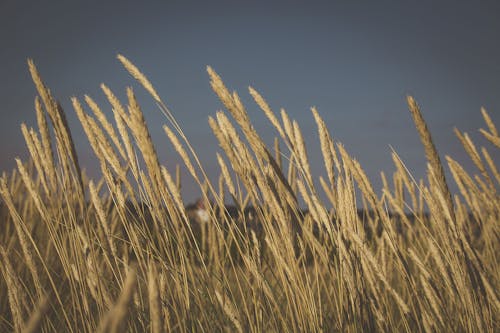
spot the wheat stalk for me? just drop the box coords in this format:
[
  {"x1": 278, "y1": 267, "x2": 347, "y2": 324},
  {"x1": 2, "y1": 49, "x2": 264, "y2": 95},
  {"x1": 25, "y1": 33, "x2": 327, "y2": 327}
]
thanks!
[{"x1": 407, "y1": 96, "x2": 455, "y2": 220}]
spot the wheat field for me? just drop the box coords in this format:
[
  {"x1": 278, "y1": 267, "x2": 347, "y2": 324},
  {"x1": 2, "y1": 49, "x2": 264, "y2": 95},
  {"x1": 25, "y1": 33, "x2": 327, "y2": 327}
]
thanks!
[{"x1": 0, "y1": 56, "x2": 498, "y2": 332}]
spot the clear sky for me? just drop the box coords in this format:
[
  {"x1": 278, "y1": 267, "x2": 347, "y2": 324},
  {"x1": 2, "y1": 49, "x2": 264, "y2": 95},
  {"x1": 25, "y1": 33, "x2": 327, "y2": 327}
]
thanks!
[{"x1": 1, "y1": 0, "x2": 499, "y2": 203}]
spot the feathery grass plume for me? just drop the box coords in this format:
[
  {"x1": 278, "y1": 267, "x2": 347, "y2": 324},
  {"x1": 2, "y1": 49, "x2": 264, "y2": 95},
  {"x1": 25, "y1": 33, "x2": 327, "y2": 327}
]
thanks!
[
  {"x1": 209, "y1": 116, "x2": 242, "y2": 176},
  {"x1": 28, "y1": 71, "x2": 74, "y2": 191},
  {"x1": 231, "y1": 91, "x2": 248, "y2": 122},
  {"x1": 54, "y1": 102, "x2": 85, "y2": 197},
  {"x1": 473, "y1": 173, "x2": 493, "y2": 199},
  {"x1": 0, "y1": 178, "x2": 43, "y2": 297},
  {"x1": 296, "y1": 179, "x2": 321, "y2": 223},
  {"x1": 281, "y1": 108, "x2": 295, "y2": 145},
  {"x1": 312, "y1": 107, "x2": 338, "y2": 188},
  {"x1": 163, "y1": 125, "x2": 198, "y2": 182},
  {"x1": 22, "y1": 296, "x2": 49, "y2": 333},
  {"x1": 319, "y1": 176, "x2": 335, "y2": 207},
  {"x1": 249, "y1": 86, "x2": 286, "y2": 139},
  {"x1": 34, "y1": 96, "x2": 56, "y2": 191},
  {"x1": 20, "y1": 124, "x2": 50, "y2": 196},
  {"x1": 28, "y1": 126, "x2": 53, "y2": 191},
  {"x1": 215, "y1": 111, "x2": 261, "y2": 181},
  {"x1": 481, "y1": 147, "x2": 500, "y2": 185},
  {"x1": 15, "y1": 159, "x2": 48, "y2": 221},
  {"x1": 407, "y1": 96, "x2": 455, "y2": 220},
  {"x1": 29, "y1": 59, "x2": 85, "y2": 198},
  {"x1": 27, "y1": 59, "x2": 57, "y2": 122},
  {"x1": 127, "y1": 87, "x2": 165, "y2": 195},
  {"x1": 393, "y1": 172, "x2": 404, "y2": 210},
  {"x1": 161, "y1": 165, "x2": 186, "y2": 224},
  {"x1": 207, "y1": 67, "x2": 247, "y2": 125},
  {"x1": 481, "y1": 107, "x2": 498, "y2": 137},
  {"x1": 217, "y1": 153, "x2": 236, "y2": 197},
  {"x1": 292, "y1": 120, "x2": 314, "y2": 188},
  {"x1": 215, "y1": 290, "x2": 243, "y2": 333},
  {"x1": 89, "y1": 180, "x2": 117, "y2": 259},
  {"x1": 0, "y1": 246, "x2": 26, "y2": 332},
  {"x1": 428, "y1": 166, "x2": 460, "y2": 241},
  {"x1": 85, "y1": 95, "x2": 127, "y2": 160},
  {"x1": 337, "y1": 144, "x2": 382, "y2": 220},
  {"x1": 210, "y1": 71, "x2": 270, "y2": 173},
  {"x1": 97, "y1": 140, "x2": 135, "y2": 200},
  {"x1": 446, "y1": 156, "x2": 484, "y2": 217},
  {"x1": 117, "y1": 54, "x2": 161, "y2": 102},
  {"x1": 101, "y1": 84, "x2": 133, "y2": 129},
  {"x1": 85, "y1": 110, "x2": 124, "y2": 177},
  {"x1": 480, "y1": 128, "x2": 500, "y2": 149},
  {"x1": 110, "y1": 96, "x2": 139, "y2": 177},
  {"x1": 119, "y1": 56, "x2": 199, "y2": 193},
  {"x1": 72, "y1": 97, "x2": 99, "y2": 150},
  {"x1": 391, "y1": 151, "x2": 418, "y2": 211},
  {"x1": 453, "y1": 128, "x2": 495, "y2": 192},
  {"x1": 75, "y1": 96, "x2": 141, "y2": 214}
]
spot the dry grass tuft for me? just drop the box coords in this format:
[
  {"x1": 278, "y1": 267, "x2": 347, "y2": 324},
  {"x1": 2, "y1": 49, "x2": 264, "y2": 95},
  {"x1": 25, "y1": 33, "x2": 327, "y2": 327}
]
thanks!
[{"x1": 0, "y1": 57, "x2": 498, "y2": 332}]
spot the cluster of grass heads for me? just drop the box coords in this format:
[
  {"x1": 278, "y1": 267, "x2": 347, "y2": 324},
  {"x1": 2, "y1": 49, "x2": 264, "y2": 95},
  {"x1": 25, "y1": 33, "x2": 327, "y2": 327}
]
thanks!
[{"x1": 0, "y1": 56, "x2": 498, "y2": 332}]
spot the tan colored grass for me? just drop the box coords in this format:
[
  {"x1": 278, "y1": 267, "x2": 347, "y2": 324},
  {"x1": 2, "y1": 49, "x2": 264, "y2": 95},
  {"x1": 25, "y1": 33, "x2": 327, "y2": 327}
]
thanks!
[
  {"x1": 85, "y1": 95, "x2": 127, "y2": 160},
  {"x1": 147, "y1": 263, "x2": 163, "y2": 333},
  {"x1": 22, "y1": 296, "x2": 49, "y2": 333},
  {"x1": 0, "y1": 246, "x2": 26, "y2": 332},
  {"x1": 454, "y1": 128, "x2": 494, "y2": 191},
  {"x1": 249, "y1": 87, "x2": 285, "y2": 140},
  {"x1": 89, "y1": 180, "x2": 117, "y2": 258},
  {"x1": 215, "y1": 290, "x2": 243, "y2": 333},
  {"x1": 292, "y1": 120, "x2": 314, "y2": 188},
  {"x1": 15, "y1": 159, "x2": 48, "y2": 221},
  {"x1": 481, "y1": 147, "x2": 500, "y2": 185},
  {"x1": 20, "y1": 124, "x2": 50, "y2": 196},
  {"x1": 479, "y1": 109, "x2": 500, "y2": 149},
  {"x1": 0, "y1": 178, "x2": 42, "y2": 297},
  {"x1": 97, "y1": 265, "x2": 137, "y2": 333},
  {"x1": 407, "y1": 96, "x2": 455, "y2": 219},
  {"x1": 0, "y1": 57, "x2": 498, "y2": 333},
  {"x1": 217, "y1": 153, "x2": 236, "y2": 197},
  {"x1": 117, "y1": 54, "x2": 161, "y2": 102},
  {"x1": 311, "y1": 107, "x2": 337, "y2": 188},
  {"x1": 34, "y1": 97, "x2": 56, "y2": 191},
  {"x1": 481, "y1": 107, "x2": 497, "y2": 137},
  {"x1": 163, "y1": 125, "x2": 198, "y2": 182}
]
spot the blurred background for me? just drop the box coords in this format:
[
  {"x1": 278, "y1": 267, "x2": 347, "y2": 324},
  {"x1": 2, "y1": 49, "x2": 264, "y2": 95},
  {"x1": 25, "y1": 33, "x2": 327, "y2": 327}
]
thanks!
[{"x1": 1, "y1": 0, "x2": 499, "y2": 203}]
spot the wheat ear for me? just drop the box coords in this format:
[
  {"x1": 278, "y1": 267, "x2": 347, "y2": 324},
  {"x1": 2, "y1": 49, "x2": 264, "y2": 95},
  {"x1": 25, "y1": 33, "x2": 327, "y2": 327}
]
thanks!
[{"x1": 407, "y1": 96, "x2": 454, "y2": 219}]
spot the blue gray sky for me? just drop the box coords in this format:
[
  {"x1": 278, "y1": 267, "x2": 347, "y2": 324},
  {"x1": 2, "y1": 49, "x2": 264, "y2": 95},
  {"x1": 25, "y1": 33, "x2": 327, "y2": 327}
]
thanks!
[{"x1": 1, "y1": 0, "x2": 499, "y2": 203}]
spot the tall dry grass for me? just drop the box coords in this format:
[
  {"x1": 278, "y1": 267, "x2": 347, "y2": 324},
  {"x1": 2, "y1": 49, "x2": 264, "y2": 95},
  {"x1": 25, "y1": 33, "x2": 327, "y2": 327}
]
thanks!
[{"x1": 0, "y1": 56, "x2": 498, "y2": 332}]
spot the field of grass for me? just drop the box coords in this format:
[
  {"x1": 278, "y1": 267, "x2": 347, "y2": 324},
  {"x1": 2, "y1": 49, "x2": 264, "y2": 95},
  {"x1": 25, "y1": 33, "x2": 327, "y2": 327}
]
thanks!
[{"x1": 0, "y1": 56, "x2": 498, "y2": 332}]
